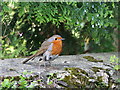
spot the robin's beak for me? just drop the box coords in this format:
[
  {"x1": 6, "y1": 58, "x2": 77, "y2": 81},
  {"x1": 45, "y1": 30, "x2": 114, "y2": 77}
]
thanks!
[
  {"x1": 57, "y1": 37, "x2": 65, "y2": 40},
  {"x1": 61, "y1": 38, "x2": 65, "y2": 40}
]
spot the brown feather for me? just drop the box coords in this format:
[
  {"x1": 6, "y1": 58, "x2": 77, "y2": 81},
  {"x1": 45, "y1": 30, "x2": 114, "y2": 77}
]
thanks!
[{"x1": 22, "y1": 40, "x2": 51, "y2": 64}]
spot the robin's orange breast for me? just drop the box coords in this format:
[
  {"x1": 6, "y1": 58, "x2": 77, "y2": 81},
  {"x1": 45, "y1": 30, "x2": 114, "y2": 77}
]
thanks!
[{"x1": 51, "y1": 40, "x2": 62, "y2": 55}]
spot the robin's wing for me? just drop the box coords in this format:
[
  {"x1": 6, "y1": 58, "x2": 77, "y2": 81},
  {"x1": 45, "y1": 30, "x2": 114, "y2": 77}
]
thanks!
[
  {"x1": 22, "y1": 40, "x2": 51, "y2": 64},
  {"x1": 35, "y1": 41, "x2": 51, "y2": 56}
]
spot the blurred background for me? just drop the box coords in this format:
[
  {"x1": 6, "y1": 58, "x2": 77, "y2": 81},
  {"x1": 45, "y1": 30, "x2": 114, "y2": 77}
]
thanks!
[{"x1": 0, "y1": 2, "x2": 119, "y2": 58}]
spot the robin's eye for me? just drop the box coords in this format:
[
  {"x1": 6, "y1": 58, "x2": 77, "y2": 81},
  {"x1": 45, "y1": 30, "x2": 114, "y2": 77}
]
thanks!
[{"x1": 55, "y1": 38, "x2": 57, "y2": 40}]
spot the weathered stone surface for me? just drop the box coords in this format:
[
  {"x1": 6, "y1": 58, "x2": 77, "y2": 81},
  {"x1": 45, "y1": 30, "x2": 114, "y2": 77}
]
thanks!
[
  {"x1": 0, "y1": 52, "x2": 119, "y2": 88},
  {"x1": 0, "y1": 52, "x2": 119, "y2": 77}
]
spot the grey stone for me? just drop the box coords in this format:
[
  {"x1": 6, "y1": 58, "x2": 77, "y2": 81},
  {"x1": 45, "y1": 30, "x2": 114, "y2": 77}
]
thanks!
[{"x1": 0, "y1": 52, "x2": 119, "y2": 86}]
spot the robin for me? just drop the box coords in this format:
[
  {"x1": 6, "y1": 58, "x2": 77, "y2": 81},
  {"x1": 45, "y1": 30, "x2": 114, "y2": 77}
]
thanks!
[{"x1": 22, "y1": 35, "x2": 64, "y2": 64}]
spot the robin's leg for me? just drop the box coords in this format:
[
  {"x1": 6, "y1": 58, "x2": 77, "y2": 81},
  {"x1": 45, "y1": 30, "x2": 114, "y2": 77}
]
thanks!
[
  {"x1": 49, "y1": 54, "x2": 59, "y2": 60},
  {"x1": 43, "y1": 51, "x2": 50, "y2": 60},
  {"x1": 43, "y1": 51, "x2": 51, "y2": 67}
]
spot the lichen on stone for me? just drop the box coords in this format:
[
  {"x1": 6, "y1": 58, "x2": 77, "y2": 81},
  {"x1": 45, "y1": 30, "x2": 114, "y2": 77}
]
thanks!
[{"x1": 83, "y1": 56, "x2": 103, "y2": 62}]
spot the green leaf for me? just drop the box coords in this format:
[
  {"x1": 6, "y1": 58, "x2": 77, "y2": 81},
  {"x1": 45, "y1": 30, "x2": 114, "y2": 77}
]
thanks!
[
  {"x1": 87, "y1": 13, "x2": 92, "y2": 21},
  {"x1": 0, "y1": 12, "x2": 3, "y2": 16},
  {"x1": 58, "y1": 17, "x2": 65, "y2": 22},
  {"x1": 117, "y1": 78, "x2": 120, "y2": 83},
  {"x1": 104, "y1": 23, "x2": 109, "y2": 27},
  {"x1": 6, "y1": 46, "x2": 15, "y2": 53},
  {"x1": 28, "y1": 82, "x2": 37, "y2": 88},
  {"x1": 3, "y1": 5, "x2": 10, "y2": 12},
  {"x1": 114, "y1": 65, "x2": 120, "y2": 70},
  {"x1": 91, "y1": 20, "x2": 95, "y2": 25},
  {"x1": 1, "y1": 79, "x2": 12, "y2": 88},
  {"x1": 18, "y1": 7, "x2": 25, "y2": 17},
  {"x1": 48, "y1": 81, "x2": 53, "y2": 85},
  {"x1": 49, "y1": 73, "x2": 54, "y2": 76}
]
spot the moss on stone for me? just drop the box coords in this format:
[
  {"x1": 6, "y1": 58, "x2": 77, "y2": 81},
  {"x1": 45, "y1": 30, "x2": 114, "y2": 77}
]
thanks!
[
  {"x1": 83, "y1": 56, "x2": 103, "y2": 62},
  {"x1": 91, "y1": 67, "x2": 110, "y2": 74},
  {"x1": 97, "y1": 76, "x2": 103, "y2": 82},
  {"x1": 91, "y1": 67, "x2": 105, "y2": 73},
  {"x1": 64, "y1": 67, "x2": 88, "y2": 76},
  {"x1": 91, "y1": 68, "x2": 100, "y2": 73},
  {"x1": 89, "y1": 77, "x2": 95, "y2": 79},
  {"x1": 63, "y1": 67, "x2": 90, "y2": 88}
]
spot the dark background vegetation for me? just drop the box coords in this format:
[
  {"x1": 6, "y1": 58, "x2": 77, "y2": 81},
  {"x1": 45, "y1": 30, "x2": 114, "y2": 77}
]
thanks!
[{"x1": 0, "y1": 2, "x2": 119, "y2": 58}]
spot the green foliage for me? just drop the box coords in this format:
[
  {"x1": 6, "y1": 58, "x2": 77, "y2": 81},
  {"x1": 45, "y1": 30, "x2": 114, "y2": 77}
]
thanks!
[
  {"x1": 110, "y1": 55, "x2": 120, "y2": 83},
  {"x1": 110, "y1": 55, "x2": 120, "y2": 70},
  {"x1": 110, "y1": 55, "x2": 119, "y2": 63},
  {"x1": 1, "y1": 34, "x2": 28, "y2": 58},
  {"x1": 117, "y1": 78, "x2": 120, "y2": 83},
  {"x1": 47, "y1": 73, "x2": 56, "y2": 85},
  {"x1": 1, "y1": 2, "x2": 118, "y2": 58},
  {"x1": 0, "y1": 71, "x2": 37, "y2": 89},
  {"x1": 113, "y1": 65, "x2": 120, "y2": 71},
  {"x1": 0, "y1": 78, "x2": 14, "y2": 89}
]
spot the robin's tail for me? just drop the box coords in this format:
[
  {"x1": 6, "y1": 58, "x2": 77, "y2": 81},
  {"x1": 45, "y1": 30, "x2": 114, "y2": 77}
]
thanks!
[
  {"x1": 22, "y1": 54, "x2": 36, "y2": 64},
  {"x1": 22, "y1": 49, "x2": 43, "y2": 64}
]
